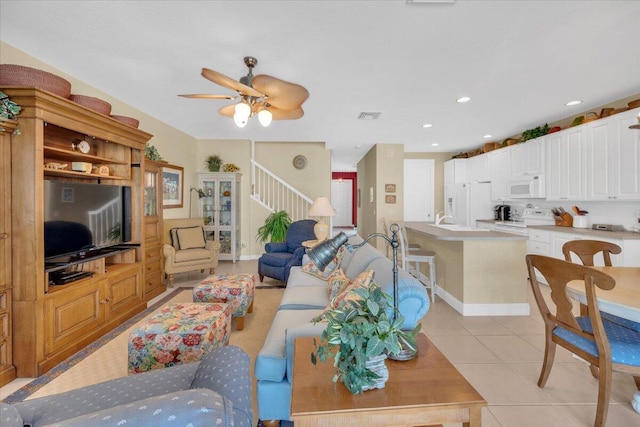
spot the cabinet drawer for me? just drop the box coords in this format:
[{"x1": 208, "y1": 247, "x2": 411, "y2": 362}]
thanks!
[
  {"x1": 145, "y1": 244, "x2": 162, "y2": 259},
  {"x1": 528, "y1": 229, "x2": 550, "y2": 243},
  {"x1": 145, "y1": 257, "x2": 161, "y2": 275},
  {"x1": 144, "y1": 271, "x2": 162, "y2": 292},
  {"x1": 527, "y1": 241, "x2": 550, "y2": 256},
  {"x1": 108, "y1": 264, "x2": 143, "y2": 319},
  {"x1": 144, "y1": 220, "x2": 161, "y2": 242}
]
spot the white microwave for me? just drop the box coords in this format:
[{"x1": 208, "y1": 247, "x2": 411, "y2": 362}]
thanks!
[{"x1": 507, "y1": 175, "x2": 545, "y2": 199}]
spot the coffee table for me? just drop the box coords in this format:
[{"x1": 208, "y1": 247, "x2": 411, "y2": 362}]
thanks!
[{"x1": 291, "y1": 334, "x2": 486, "y2": 427}]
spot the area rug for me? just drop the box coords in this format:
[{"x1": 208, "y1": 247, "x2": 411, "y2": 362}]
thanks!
[
  {"x1": 2, "y1": 289, "x2": 184, "y2": 403},
  {"x1": 3, "y1": 285, "x2": 284, "y2": 406}
]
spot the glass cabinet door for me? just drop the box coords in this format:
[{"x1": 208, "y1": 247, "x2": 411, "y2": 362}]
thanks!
[
  {"x1": 201, "y1": 180, "x2": 215, "y2": 226},
  {"x1": 144, "y1": 170, "x2": 157, "y2": 216},
  {"x1": 218, "y1": 180, "x2": 233, "y2": 226}
]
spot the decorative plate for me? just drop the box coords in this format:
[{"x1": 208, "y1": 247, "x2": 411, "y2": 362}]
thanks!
[{"x1": 293, "y1": 154, "x2": 307, "y2": 170}]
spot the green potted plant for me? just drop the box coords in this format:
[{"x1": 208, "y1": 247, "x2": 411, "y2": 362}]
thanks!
[
  {"x1": 256, "y1": 210, "x2": 291, "y2": 243},
  {"x1": 311, "y1": 281, "x2": 420, "y2": 394},
  {"x1": 205, "y1": 154, "x2": 223, "y2": 172}
]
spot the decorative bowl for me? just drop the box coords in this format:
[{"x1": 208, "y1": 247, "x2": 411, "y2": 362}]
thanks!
[
  {"x1": 70, "y1": 94, "x2": 112, "y2": 115},
  {"x1": 0, "y1": 64, "x2": 72, "y2": 98}
]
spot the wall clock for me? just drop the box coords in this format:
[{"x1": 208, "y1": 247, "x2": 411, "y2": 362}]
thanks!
[{"x1": 293, "y1": 155, "x2": 307, "y2": 170}]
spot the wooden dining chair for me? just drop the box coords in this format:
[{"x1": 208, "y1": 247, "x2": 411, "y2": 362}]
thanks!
[
  {"x1": 562, "y1": 239, "x2": 621, "y2": 267},
  {"x1": 525, "y1": 254, "x2": 640, "y2": 427}
]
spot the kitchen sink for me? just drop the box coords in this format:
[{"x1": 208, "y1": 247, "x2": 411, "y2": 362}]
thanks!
[{"x1": 434, "y1": 224, "x2": 489, "y2": 231}]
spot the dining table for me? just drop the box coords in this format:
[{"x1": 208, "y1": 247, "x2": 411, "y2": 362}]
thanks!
[{"x1": 566, "y1": 266, "x2": 640, "y2": 323}]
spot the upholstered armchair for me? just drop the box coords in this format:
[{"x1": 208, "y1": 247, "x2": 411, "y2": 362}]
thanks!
[
  {"x1": 163, "y1": 218, "x2": 220, "y2": 286},
  {"x1": 258, "y1": 219, "x2": 316, "y2": 283}
]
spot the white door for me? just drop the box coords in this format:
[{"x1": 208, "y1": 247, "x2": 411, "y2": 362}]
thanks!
[
  {"x1": 331, "y1": 179, "x2": 353, "y2": 227},
  {"x1": 404, "y1": 159, "x2": 435, "y2": 221}
]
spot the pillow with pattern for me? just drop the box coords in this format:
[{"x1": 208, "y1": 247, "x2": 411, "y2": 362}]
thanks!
[
  {"x1": 175, "y1": 226, "x2": 206, "y2": 250},
  {"x1": 327, "y1": 268, "x2": 350, "y2": 300},
  {"x1": 312, "y1": 269, "x2": 376, "y2": 323},
  {"x1": 302, "y1": 245, "x2": 347, "y2": 280}
]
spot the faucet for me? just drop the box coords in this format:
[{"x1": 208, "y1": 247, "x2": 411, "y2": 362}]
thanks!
[{"x1": 435, "y1": 211, "x2": 454, "y2": 225}]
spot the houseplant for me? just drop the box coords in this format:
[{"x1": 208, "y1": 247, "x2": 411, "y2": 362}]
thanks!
[
  {"x1": 311, "y1": 281, "x2": 420, "y2": 394},
  {"x1": 256, "y1": 210, "x2": 291, "y2": 243},
  {"x1": 205, "y1": 155, "x2": 223, "y2": 172}
]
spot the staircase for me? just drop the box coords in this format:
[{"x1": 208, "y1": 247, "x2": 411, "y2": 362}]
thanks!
[{"x1": 251, "y1": 159, "x2": 313, "y2": 222}]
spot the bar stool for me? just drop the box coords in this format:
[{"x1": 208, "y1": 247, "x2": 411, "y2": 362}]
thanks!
[{"x1": 398, "y1": 223, "x2": 436, "y2": 303}]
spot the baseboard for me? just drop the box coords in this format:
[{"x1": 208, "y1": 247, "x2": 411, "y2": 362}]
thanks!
[{"x1": 436, "y1": 287, "x2": 530, "y2": 316}]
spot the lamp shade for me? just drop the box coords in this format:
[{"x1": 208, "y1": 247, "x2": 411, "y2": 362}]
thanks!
[
  {"x1": 308, "y1": 197, "x2": 336, "y2": 217},
  {"x1": 307, "y1": 232, "x2": 348, "y2": 270},
  {"x1": 258, "y1": 109, "x2": 273, "y2": 127}
]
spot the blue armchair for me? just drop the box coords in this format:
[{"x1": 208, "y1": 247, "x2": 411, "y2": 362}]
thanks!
[{"x1": 258, "y1": 219, "x2": 317, "y2": 283}]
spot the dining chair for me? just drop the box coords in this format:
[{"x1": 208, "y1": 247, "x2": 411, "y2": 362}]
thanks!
[
  {"x1": 562, "y1": 239, "x2": 621, "y2": 267},
  {"x1": 525, "y1": 254, "x2": 640, "y2": 427},
  {"x1": 397, "y1": 223, "x2": 436, "y2": 303}
]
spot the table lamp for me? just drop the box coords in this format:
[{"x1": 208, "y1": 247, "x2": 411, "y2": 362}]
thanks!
[
  {"x1": 307, "y1": 223, "x2": 416, "y2": 360},
  {"x1": 308, "y1": 197, "x2": 336, "y2": 241}
]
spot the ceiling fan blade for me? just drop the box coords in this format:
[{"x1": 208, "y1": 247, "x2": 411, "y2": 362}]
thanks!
[
  {"x1": 252, "y1": 75, "x2": 309, "y2": 111},
  {"x1": 218, "y1": 103, "x2": 304, "y2": 121},
  {"x1": 178, "y1": 94, "x2": 237, "y2": 100},
  {"x1": 202, "y1": 68, "x2": 264, "y2": 98}
]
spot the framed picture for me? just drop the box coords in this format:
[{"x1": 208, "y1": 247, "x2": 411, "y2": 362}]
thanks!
[
  {"x1": 162, "y1": 164, "x2": 184, "y2": 208},
  {"x1": 385, "y1": 183, "x2": 396, "y2": 193},
  {"x1": 385, "y1": 195, "x2": 396, "y2": 204}
]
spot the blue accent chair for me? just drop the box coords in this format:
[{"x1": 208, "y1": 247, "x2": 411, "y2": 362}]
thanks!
[{"x1": 258, "y1": 219, "x2": 316, "y2": 283}]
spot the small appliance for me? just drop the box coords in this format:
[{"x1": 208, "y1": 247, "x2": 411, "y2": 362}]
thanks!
[
  {"x1": 494, "y1": 205, "x2": 511, "y2": 221},
  {"x1": 507, "y1": 175, "x2": 545, "y2": 199}
]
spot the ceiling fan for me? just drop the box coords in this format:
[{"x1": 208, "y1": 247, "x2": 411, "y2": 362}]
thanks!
[{"x1": 179, "y1": 56, "x2": 309, "y2": 128}]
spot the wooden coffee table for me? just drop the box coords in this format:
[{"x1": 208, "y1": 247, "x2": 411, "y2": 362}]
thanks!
[{"x1": 291, "y1": 334, "x2": 486, "y2": 427}]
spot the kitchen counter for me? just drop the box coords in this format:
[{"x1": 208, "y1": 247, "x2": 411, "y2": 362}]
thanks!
[
  {"x1": 405, "y1": 221, "x2": 527, "y2": 241},
  {"x1": 404, "y1": 222, "x2": 529, "y2": 317},
  {"x1": 528, "y1": 225, "x2": 640, "y2": 240}
]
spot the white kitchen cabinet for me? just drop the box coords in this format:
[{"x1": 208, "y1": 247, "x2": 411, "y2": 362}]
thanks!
[
  {"x1": 587, "y1": 108, "x2": 640, "y2": 201},
  {"x1": 488, "y1": 148, "x2": 510, "y2": 201},
  {"x1": 546, "y1": 126, "x2": 587, "y2": 201},
  {"x1": 510, "y1": 137, "x2": 545, "y2": 177},
  {"x1": 547, "y1": 230, "x2": 640, "y2": 267},
  {"x1": 444, "y1": 159, "x2": 468, "y2": 184},
  {"x1": 467, "y1": 153, "x2": 490, "y2": 182},
  {"x1": 527, "y1": 229, "x2": 550, "y2": 256},
  {"x1": 198, "y1": 173, "x2": 242, "y2": 262}
]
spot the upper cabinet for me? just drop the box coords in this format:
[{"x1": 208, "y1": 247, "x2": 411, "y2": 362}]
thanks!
[
  {"x1": 467, "y1": 153, "x2": 490, "y2": 182},
  {"x1": 510, "y1": 137, "x2": 545, "y2": 176},
  {"x1": 444, "y1": 159, "x2": 468, "y2": 184},
  {"x1": 546, "y1": 127, "x2": 588, "y2": 201},
  {"x1": 488, "y1": 148, "x2": 510, "y2": 201}
]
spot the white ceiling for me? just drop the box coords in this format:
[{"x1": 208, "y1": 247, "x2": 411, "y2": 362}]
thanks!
[{"x1": 1, "y1": 1, "x2": 639, "y2": 171}]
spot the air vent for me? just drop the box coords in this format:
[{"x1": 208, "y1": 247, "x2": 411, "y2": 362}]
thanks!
[
  {"x1": 406, "y1": 0, "x2": 455, "y2": 4},
  {"x1": 358, "y1": 112, "x2": 381, "y2": 120}
]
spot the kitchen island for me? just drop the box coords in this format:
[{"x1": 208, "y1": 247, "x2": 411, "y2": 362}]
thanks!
[{"x1": 404, "y1": 222, "x2": 529, "y2": 316}]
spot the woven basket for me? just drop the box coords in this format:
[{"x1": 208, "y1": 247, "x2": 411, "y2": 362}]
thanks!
[
  {"x1": 110, "y1": 115, "x2": 139, "y2": 128},
  {"x1": 0, "y1": 64, "x2": 71, "y2": 98},
  {"x1": 628, "y1": 99, "x2": 640, "y2": 110},
  {"x1": 70, "y1": 94, "x2": 112, "y2": 115}
]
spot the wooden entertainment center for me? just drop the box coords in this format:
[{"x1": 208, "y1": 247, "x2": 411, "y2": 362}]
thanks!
[{"x1": 3, "y1": 87, "x2": 164, "y2": 380}]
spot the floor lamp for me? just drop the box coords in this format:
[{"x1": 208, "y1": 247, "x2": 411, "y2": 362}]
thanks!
[
  {"x1": 306, "y1": 223, "x2": 416, "y2": 361},
  {"x1": 189, "y1": 187, "x2": 206, "y2": 218}
]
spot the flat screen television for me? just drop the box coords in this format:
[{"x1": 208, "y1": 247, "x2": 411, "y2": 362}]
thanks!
[{"x1": 43, "y1": 180, "x2": 132, "y2": 260}]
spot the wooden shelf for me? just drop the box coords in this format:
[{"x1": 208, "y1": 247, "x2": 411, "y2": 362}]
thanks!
[
  {"x1": 44, "y1": 146, "x2": 128, "y2": 165},
  {"x1": 43, "y1": 168, "x2": 127, "y2": 180}
]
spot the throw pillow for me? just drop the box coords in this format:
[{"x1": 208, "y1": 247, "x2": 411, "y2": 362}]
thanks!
[
  {"x1": 302, "y1": 245, "x2": 347, "y2": 280},
  {"x1": 312, "y1": 269, "x2": 376, "y2": 323},
  {"x1": 327, "y1": 268, "x2": 350, "y2": 300},
  {"x1": 175, "y1": 226, "x2": 206, "y2": 250}
]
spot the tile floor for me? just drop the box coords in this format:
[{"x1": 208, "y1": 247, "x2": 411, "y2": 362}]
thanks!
[{"x1": 2, "y1": 259, "x2": 639, "y2": 426}]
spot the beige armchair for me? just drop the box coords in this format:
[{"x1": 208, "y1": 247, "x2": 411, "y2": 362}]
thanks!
[{"x1": 163, "y1": 218, "x2": 220, "y2": 286}]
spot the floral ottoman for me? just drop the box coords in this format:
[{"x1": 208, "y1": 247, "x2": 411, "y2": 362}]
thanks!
[
  {"x1": 128, "y1": 302, "x2": 231, "y2": 374},
  {"x1": 193, "y1": 273, "x2": 255, "y2": 331}
]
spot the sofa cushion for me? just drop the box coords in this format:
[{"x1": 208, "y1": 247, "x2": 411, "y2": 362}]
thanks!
[
  {"x1": 41, "y1": 389, "x2": 233, "y2": 427},
  {"x1": 175, "y1": 226, "x2": 206, "y2": 250},
  {"x1": 0, "y1": 403, "x2": 22, "y2": 427},
  {"x1": 278, "y1": 286, "x2": 329, "y2": 310},
  {"x1": 287, "y1": 266, "x2": 328, "y2": 288},
  {"x1": 255, "y1": 308, "x2": 322, "y2": 382},
  {"x1": 302, "y1": 245, "x2": 347, "y2": 280},
  {"x1": 344, "y1": 242, "x2": 385, "y2": 279},
  {"x1": 174, "y1": 248, "x2": 212, "y2": 263}
]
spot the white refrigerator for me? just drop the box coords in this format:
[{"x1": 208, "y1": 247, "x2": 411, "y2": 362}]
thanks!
[{"x1": 444, "y1": 182, "x2": 493, "y2": 226}]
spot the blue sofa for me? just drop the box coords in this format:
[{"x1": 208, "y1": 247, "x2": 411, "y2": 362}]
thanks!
[
  {"x1": 254, "y1": 234, "x2": 430, "y2": 423},
  {"x1": 1, "y1": 346, "x2": 252, "y2": 427}
]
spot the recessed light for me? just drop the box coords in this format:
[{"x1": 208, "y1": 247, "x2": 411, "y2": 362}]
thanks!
[
  {"x1": 483, "y1": 134, "x2": 493, "y2": 139},
  {"x1": 355, "y1": 144, "x2": 362, "y2": 149},
  {"x1": 565, "y1": 100, "x2": 582, "y2": 106},
  {"x1": 431, "y1": 143, "x2": 439, "y2": 147},
  {"x1": 456, "y1": 96, "x2": 471, "y2": 103},
  {"x1": 422, "y1": 123, "x2": 433, "y2": 128}
]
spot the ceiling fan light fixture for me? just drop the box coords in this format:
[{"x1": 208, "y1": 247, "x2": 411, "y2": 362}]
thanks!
[
  {"x1": 235, "y1": 102, "x2": 251, "y2": 118},
  {"x1": 233, "y1": 112, "x2": 248, "y2": 128},
  {"x1": 258, "y1": 109, "x2": 273, "y2": 127}
]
